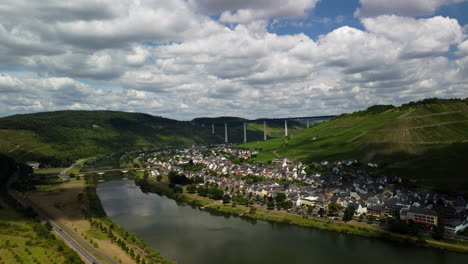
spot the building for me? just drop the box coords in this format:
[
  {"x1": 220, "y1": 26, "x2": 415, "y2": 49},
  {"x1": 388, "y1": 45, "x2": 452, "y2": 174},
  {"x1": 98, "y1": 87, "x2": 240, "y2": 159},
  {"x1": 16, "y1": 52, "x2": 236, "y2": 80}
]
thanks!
[
  {"x1": 26, "y1": 161, "x2": 40, "y2": 169},
  {"x1": 301, "y1": 196, "x2": 318, "y2": 206},
  {"x1": 445, "y1": 218, "x2": 468, "y2": 233},
  {"x1": 367, "y1": 205, "x2": 386, "y2": 218},
  {"x1": 402, "y1": 207, "x2": 438, "y2": 226}
]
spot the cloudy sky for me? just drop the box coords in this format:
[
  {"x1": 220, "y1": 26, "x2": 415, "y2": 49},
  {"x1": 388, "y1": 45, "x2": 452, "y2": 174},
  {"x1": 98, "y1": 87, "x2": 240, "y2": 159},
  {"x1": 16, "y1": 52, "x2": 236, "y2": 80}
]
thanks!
[{"x1": 1, "y1": 0, "x2": 468, "y2": 120}]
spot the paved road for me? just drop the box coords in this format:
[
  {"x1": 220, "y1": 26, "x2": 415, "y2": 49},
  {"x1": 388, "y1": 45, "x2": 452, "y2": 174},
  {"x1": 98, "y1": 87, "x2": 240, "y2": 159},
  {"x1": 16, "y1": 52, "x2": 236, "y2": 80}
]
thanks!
[{"x1": 7, "y1": 172, "x2": 101, "y2": 264}]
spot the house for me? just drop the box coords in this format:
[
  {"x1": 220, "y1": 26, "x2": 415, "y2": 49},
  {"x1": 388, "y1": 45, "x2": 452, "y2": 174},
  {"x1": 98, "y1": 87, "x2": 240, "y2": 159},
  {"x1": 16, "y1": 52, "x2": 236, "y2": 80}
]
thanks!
[
  {"x1": 301, "y1": 196, "x2": 318, "y2": 206},
  {"x1": 348, "y1": 201, "x2": 367, "y2": 216},
  {"x1": 445, "y1": 218, "x2": 468, "y2": 233},
  {"x1": 26, "y1": 161, "x2": 40, "y2": 169},
  {"x1": 367, "y1": 205, "x2": 386, "y2": 218}
]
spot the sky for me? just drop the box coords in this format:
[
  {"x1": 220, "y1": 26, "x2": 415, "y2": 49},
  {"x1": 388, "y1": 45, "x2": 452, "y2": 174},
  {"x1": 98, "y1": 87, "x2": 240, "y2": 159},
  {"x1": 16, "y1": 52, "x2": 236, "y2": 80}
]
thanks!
[{"x1": 0, "y1": 0, "x2": 468, "y2": 120}]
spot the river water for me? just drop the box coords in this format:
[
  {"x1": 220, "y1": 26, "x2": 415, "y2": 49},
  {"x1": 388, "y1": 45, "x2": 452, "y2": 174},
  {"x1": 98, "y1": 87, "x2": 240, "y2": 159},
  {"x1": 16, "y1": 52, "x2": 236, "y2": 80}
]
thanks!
[{"x1": 97, "y1": 180, "x2": 468, "y2": 264}]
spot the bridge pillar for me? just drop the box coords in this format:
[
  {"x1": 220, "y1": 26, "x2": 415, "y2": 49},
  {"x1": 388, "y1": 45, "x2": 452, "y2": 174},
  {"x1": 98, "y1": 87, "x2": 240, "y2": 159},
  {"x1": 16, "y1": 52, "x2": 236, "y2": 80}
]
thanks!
[
  {"x1": 307, "y1": 120, "x2": 309, "y2": 128},
  {"x1": 243, "y1": 122, "x2": 247, "y2": 143},
  {"x1": 284, "y1": 120, "x2": 288, "y2": 137},
  {"x1": 263, "y1": 121, "x2": 267, "y2": 141},
  {"x1": 212, "y1": 123, "x2": 215, "y2": 134},
  {"x1": 225, "y1": 122, "x2": 228, "y2": 143}
]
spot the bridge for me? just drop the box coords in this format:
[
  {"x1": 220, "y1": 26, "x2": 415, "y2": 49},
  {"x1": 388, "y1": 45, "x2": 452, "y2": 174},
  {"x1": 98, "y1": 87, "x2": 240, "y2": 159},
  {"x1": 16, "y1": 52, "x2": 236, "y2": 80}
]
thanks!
[{"x1": 194, "y1": 115, "x2": 335, "y2": 144}]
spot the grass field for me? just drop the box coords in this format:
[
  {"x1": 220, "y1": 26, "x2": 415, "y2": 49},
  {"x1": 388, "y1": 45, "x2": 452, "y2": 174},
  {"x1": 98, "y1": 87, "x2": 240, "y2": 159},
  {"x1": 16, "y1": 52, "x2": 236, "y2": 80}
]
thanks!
[
  {"x1": 0, "y1": 198, "x2": 83, "y2": 264},
  {"x1": 34, "y1": 167, "x2": 66, "y2": 174},
  {"x1": 241, "y1": 101, "x2": 468, "y2": 192}
]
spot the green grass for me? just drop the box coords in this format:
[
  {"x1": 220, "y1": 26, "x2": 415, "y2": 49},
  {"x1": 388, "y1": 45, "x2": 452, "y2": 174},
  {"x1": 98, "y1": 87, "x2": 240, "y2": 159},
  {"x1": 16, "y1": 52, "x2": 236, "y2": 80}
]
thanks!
[
  {"x1": 242, "y1": 101, "x2": 468, "y2": 192},
  {"x1": 0, "y1": 198, "x2": 84, "y2": 264},
  {"x1": 34, "y1": 168, "x2": 66, "y2": 174}
]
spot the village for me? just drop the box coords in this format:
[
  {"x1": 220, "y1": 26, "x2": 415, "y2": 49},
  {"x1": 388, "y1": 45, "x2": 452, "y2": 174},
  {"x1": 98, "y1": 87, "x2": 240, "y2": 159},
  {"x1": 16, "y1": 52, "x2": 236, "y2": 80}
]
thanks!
[{"x1": 142, "y1": 145, "x2": 468, "y2": 237}]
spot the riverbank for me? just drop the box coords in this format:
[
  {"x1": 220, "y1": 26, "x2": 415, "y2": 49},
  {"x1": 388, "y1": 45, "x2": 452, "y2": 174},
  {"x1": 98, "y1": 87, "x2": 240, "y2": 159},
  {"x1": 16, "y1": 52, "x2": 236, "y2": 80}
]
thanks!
[
  {"x1": 135, "y1": 177, "x2": 468, "y2": 254},
  {"x1": 26, "y1": 172, "x2": 173, "y2": 264}
]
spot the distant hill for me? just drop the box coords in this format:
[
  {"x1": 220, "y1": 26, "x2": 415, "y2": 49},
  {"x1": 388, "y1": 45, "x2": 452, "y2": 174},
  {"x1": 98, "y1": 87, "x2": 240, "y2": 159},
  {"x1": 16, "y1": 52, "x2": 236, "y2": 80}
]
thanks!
[
  {"x1": 242, "y1": 98, "x2": 468, "y2": 193},
  {"x1": 192, "y1": 116, "x2": 306, "y2": 143},
  {"x1": 0, "y1": 110, "x2": 221, "y2": 166}
]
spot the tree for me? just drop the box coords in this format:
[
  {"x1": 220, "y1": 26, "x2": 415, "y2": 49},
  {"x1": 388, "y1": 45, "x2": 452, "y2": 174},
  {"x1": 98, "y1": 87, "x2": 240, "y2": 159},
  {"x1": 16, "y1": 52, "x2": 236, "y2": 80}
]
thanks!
[
  {"x1": 327, "y1": 202, "x2": 341, "y2": 216},
  {"x1": 433, "y1": 215, "x2": 445, "y2": 240},
  {"x1": 173, "y1": 186, "x2": 183, "y2": 193},
  {"x1": 283, "y1": 200, "x2": 293, "y2": 209},
  {"x1": 44, "y1": 221, "x2": 53, "y2": 231},
  {"x1": 267, "y1": 200, "x2": 275, "y2": 210},
  {"x1": 156, "y1": 175, "x2": 162, "y2": 182},
  {"x1": 343, "y1": 206, "x2": 356, "y2": 221},
  {"x1": 222, "y1": 194, "x2": 231, "y2": 204},
  {"x1": 249, "y1": 207, "x2": 257, "y2": 214},
  {"x1": 77, "y1": 193, "x2": 84, "y2": 202},
  {"x1": 209, "y1": 187, "x2": 224, "y2": 200},
  {"x1": 307, "y1": 205, "x2": 314, "y2": 215},
  {"x1": 168, "y1": 171, "x2": 190, "y2": 185},
  {"x1": 318, "y1": 207, "x2": 326, "y2": 217},
  {"x1": 69, "y1": 173, "x2": 75, "y2": 178},
  {"x1": 197, "y1": 187, "x2": 208, "y2": 197},
  {"x1": 187, "y1": 184, "x2": 197, "y2": 194},
  {"x1": 274, "y1": 193, "x2": 287, "y2": 208}
]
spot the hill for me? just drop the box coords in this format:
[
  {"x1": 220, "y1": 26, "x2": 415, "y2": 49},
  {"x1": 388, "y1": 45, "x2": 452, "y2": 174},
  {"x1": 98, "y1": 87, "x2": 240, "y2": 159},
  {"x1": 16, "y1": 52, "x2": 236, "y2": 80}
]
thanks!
[
  {"x1": 192, "y1": 116, "x2": 306, "y2": 143},
  {"x1": 0, "y1": 110, "x2": 221, "y2": 166},
  {"x1": 241, "y1": 98, "x2": 468, "y2": 193}
]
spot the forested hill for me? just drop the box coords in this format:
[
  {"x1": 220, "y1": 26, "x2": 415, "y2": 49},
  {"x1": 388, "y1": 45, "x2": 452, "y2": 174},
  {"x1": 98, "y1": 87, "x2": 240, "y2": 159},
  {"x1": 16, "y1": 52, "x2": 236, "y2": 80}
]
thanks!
[
  {"x1": 242, "y1": 98, "x2": 468, "y2": 193},
  {"x1": 0, "y1": 110, "x2": 221, "y2": 166}
]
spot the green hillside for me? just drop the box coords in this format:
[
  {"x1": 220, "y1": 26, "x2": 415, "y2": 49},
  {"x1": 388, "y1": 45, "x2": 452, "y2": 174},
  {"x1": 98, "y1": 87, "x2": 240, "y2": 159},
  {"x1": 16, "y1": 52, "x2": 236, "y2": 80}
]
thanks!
[
  {"x1": 0, "y1": 110, "x2": 221, "y2": 166},
  {"x1": 241, "y1": 98, "x2": 468, "y2": 192},
  {"x1": 192, "y1": 116, "x2": 306, "y2": 143}
]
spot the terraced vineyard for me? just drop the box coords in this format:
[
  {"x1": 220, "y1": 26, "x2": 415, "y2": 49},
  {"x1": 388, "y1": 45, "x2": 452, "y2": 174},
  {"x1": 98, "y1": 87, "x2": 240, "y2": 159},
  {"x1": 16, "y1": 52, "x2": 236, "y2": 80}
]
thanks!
[{"x1": 242, "y1": 99, "x2": 468, "y2": 192}]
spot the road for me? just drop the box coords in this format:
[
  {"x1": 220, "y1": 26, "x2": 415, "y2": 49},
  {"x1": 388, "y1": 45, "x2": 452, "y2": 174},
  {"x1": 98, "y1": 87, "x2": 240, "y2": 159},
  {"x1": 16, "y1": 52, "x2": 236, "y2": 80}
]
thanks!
[
  {"x1": 61, "y1": 158, "x2": 87, "y2": 176},
  {"x1": 7, "y1": 172, "x2": 101, "y2": 264}
]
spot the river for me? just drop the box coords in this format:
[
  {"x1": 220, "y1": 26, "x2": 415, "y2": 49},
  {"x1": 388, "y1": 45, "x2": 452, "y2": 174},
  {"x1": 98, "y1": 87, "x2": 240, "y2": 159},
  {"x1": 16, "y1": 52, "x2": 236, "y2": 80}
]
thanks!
[{"x1": 97, "y1": 180, "x2": 468, "y2": 264}]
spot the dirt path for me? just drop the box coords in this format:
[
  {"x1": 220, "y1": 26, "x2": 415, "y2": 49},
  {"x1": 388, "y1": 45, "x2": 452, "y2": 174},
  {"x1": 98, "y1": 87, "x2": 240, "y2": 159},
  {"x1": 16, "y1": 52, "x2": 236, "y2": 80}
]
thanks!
[
  {"x1": 380, "y1": 120, "x2": 468, "y2": 130},
  {"x1": 8, "y1": 144, "x2": 21, "y2": 153},
  {"x1": 334, "y1": 125, "x2": 359, "y2": 136},
  {"x1": 402, "y1": 110, "x2": 467, "y2": 119},
  {"x1": 271, "y1": 151, "x2": 281, "y2": 158},
  {"x1": 60, "y1": 158, "x2": 86, "y2": 176},
  {"x1": 17, "y1": 146, "x2": 51, "y2": 158},
  {"x1": 346, "y1": 131, "x2": 367, "y2": 143},
  {"x1": 396, "y1": 108, "x2": 415, "y2": 119},
  {"x1": 359, "y1": 140, "x2": 460, "y2": 144}
]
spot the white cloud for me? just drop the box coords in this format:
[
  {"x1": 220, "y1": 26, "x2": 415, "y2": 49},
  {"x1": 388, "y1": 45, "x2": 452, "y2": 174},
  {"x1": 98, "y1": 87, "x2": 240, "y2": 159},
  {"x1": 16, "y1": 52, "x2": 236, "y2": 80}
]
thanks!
[
  {"x1": 362, "y1": 15, "x2": 463, "y2": 58},
  {"x1": 355, "y1": 0, "x2": 468, "y2": 17},
  {"x1": 456, "y1": 39, "x2": 468, "y2": 57},
  {"x1": 0, "y1": 1, "x2": 467, "y2": 119},
  {"x1": 189, "y1": 0, "x2": 319, "y2": 24}
]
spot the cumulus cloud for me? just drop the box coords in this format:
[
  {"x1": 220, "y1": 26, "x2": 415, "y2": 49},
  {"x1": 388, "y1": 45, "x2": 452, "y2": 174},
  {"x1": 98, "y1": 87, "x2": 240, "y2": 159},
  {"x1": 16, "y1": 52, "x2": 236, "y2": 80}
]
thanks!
[
  {"x1": 189, "y1": 0, "x2": 319, "y2": 23},
  {"x1": 0, "y1": 1, "x2": 467, "y2": 119},
  {"x1": 355, "y1": 0, "x2": 468, "y2": 17},
  {"x1": 362, "y1": 15, "x2": 463, "y2": 58}
]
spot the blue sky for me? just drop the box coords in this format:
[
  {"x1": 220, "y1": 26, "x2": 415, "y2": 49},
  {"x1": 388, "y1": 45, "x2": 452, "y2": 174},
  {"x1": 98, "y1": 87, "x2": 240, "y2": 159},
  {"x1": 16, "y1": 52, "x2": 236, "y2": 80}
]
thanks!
[{"x1": 0, "y1": 0, "x2": 467, "y2": 119}]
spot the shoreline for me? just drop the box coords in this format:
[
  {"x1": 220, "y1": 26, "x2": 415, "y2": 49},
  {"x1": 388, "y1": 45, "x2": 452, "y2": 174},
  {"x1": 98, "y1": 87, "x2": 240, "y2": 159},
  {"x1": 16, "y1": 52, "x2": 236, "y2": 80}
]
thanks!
[{"x1": 133, "y1": 177, "x2": 468, "y2": 255}]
